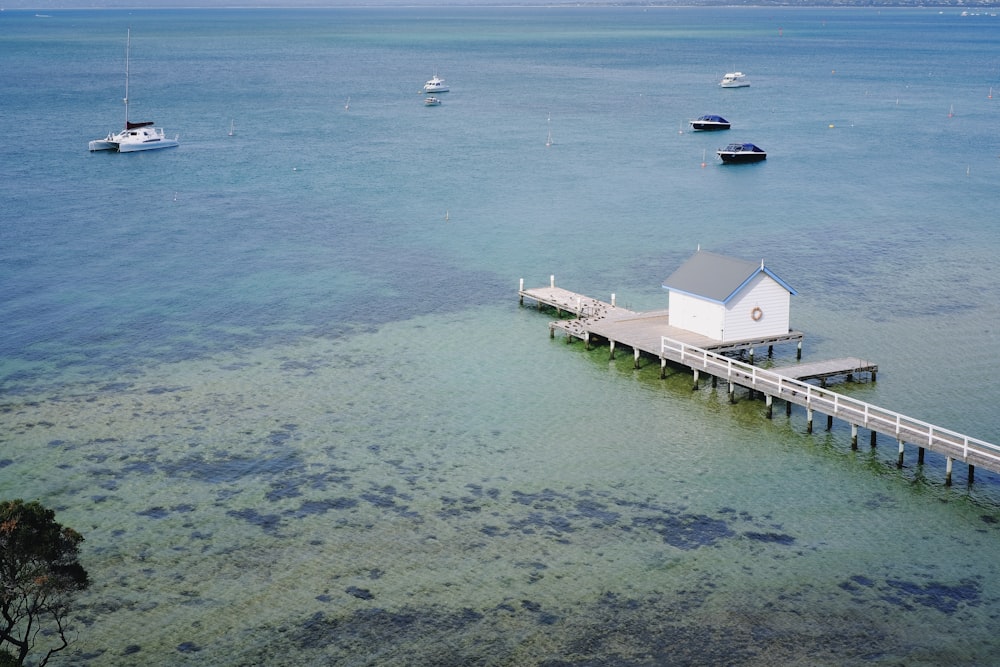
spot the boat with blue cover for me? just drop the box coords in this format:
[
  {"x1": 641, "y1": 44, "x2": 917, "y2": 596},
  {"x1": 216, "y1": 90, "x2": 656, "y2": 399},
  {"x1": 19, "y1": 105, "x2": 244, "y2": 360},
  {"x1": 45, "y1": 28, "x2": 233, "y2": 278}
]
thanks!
[
  {"x1": 717, "y1": 143, "x2": 766, "y2": 163},
  {"x1": 690, "y1": 115, "x2": 731, "y2": 131}
]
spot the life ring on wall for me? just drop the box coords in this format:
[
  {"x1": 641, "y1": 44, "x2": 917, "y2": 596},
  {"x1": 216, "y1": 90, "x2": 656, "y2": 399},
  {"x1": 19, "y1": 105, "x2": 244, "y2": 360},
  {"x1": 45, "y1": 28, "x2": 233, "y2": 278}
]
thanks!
[{"x1": 751, "y1": 306, "x2": 763, "y2": 322}]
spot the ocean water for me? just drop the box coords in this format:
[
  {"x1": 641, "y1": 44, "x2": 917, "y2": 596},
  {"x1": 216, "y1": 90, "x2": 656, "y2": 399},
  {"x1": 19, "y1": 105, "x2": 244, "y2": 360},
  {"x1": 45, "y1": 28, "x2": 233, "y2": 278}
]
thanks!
[{"x1": 2, "y1": 7, "x2": 1000, "y2": 665}]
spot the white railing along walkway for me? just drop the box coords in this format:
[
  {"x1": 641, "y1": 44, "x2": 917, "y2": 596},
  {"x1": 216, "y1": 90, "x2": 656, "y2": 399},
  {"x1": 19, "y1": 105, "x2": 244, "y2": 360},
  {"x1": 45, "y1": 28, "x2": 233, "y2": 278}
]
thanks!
[{"x1": 661, "y1": 337, "x2": 1000, "y2": 467}]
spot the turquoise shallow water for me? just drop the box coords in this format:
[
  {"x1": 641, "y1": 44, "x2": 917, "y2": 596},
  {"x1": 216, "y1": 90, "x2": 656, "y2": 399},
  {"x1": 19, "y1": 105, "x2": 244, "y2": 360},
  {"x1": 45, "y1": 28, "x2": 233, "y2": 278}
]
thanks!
[{"x1": 2, "y1": 7, "x2": 1000, "y2": 665}]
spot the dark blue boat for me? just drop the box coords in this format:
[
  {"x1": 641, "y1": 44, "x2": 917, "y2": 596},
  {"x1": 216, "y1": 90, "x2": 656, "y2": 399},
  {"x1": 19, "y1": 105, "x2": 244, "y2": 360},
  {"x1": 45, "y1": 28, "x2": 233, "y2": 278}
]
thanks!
[
  {"x1": 717, "y1": 142, "x2": 766, "y2": 163},
  {"x1": 689, "y1": 114, "x2": 730, "y2": 131}
]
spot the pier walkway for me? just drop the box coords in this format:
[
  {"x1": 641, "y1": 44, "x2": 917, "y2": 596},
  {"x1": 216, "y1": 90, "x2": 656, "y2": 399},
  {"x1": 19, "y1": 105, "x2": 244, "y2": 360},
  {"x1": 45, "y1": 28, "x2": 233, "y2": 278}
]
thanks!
[{"x1": 520, "y1": 281, "x2": 1000, "y2": 485}]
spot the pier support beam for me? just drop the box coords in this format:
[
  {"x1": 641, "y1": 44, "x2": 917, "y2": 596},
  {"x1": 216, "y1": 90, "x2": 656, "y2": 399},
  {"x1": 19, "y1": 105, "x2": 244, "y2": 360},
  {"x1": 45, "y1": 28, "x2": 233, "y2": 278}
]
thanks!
[
  {"x1": 918, "y1": 447, "x2": 925, "y2": 464},
  {"x1": 660, "y1": 358, "x2": 666, "y2": 379},
  {"x1": 797, "y1": 340, "x2": 802, "y2": 360},
  {"x1": 748, "y1": 348, "x2": 755, "y2": 366},
  {"x1": 827, "y1": 415, "x2": 833, "y2": 431},
  {"x1": 969, "y1": 464, "x2": 975, "y2": 484},
  {"x1": 728, "y1": 381, "x2": 736, "y2": 404},
  {"x1": 584, "y1": 333, "x2": 590, "y2": 350},
  {"x1": 766, "y1": 394, "x2": 773, "y2": 419},
  {"x1": 786, "y1": 400, "x2": 792, "y2": 417},
  {"x1": 946, "y1": 457, "x2": 953, "y2": 486},
  {"x1": 870, "y1": 431, "x2": 877, "y2": 448},
  {"x1": 609, "y1": 340, "x2": 615, "y2": 360},
  {"x1": 897, "y1": 439, "x2": 905, "y2": 468},
  {"x1": 692, "y1": 369, "x2": 699, "y2": 391},
  {"x1": 806, "y1": 408, "x2": 814, "y2": 434},
  {"x1": 851, "y1": 424, "x2": 858, "y2": 449},
  {"x1": 634, "y1": 348, "x2": 641, "y2": 369}
]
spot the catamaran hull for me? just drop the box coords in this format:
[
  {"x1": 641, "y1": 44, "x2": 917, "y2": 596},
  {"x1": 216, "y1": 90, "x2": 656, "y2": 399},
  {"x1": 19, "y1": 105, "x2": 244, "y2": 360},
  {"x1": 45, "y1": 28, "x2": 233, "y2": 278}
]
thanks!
[
  {"x1": 89, "y1": 138, "x2": 179, "y2": 152},
  {"x1": 117, "y1": 139, "x2": 179, "y2": 152},
  {"x1": 88, "y1": 139, "x2": 118, "y2": 151}
]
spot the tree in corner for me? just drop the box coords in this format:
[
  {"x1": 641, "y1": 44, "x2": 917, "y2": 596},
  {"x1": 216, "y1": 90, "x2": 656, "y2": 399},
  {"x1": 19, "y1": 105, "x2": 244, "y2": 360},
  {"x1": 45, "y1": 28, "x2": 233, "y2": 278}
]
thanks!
[{"x1": 0, "y1": 500, "x2": 89, "y2": 666}]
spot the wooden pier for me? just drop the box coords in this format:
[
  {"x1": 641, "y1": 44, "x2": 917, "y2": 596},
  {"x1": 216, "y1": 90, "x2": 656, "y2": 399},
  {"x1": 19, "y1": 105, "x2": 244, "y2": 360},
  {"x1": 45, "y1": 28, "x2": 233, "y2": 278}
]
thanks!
[{"x1": 520, "y1": 280, "x2": 1000, "y2": 485}]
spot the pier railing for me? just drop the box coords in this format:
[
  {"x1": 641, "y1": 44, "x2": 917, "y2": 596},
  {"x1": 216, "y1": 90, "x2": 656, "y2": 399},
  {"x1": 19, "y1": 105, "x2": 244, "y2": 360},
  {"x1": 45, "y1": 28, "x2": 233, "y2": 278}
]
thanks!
[{"x1": 661, "y1": 337, "x2": 1000, "y2": 467}]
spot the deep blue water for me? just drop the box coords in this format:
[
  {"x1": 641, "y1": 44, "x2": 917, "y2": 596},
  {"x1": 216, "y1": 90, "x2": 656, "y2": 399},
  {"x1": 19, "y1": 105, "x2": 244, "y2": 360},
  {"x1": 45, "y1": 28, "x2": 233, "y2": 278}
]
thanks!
[{"x1": 2, "y1": 7, "x2": 1000, "y2": 665}]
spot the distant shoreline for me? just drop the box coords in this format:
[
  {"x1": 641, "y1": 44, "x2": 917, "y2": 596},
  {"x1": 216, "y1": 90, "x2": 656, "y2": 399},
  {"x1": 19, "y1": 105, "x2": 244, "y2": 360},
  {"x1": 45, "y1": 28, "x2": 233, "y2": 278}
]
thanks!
[{"x1": 6, "y1": 1, "x2": 1000, "y2": 11}]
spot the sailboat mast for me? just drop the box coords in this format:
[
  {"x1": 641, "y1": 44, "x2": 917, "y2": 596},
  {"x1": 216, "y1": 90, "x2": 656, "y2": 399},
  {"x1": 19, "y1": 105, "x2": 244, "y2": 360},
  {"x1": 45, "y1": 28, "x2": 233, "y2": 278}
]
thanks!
[{"x1": 123, "y1": 28, "x2": 131, "y2": 127}]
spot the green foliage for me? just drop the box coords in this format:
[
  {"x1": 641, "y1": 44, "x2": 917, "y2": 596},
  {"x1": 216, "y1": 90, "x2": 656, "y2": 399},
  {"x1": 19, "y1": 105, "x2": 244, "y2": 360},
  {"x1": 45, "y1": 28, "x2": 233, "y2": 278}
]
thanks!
[{"x1": 0, "y1": 499, "x2": 89, "y2": 666}]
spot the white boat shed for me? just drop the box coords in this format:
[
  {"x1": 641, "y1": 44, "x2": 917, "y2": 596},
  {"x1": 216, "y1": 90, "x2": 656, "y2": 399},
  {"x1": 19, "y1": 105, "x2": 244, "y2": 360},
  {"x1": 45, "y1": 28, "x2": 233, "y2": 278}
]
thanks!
[{"x1": 662, "y1": 250, "x2": 797, "y2": 343}]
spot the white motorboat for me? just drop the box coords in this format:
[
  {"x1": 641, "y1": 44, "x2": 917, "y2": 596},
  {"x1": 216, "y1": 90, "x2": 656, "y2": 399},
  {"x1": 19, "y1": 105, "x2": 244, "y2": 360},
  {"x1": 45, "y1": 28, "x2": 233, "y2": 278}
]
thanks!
[
  {"x1": 424, "y1": 97, "x2": 441, "y2": 106},
  {"x1": 423, "y1": 75, "x2": 449, "y2": 93},
  {"x1": 719, "y1": 72, "x2": 750, "y2": 88},
  {"x1": 89, "y1": 29, "x2": 179, "y2": 153}
]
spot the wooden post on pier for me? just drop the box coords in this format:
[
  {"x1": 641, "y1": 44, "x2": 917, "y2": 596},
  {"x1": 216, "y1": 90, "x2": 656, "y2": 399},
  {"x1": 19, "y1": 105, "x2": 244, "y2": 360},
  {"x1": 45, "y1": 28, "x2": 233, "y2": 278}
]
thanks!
[
  {"x1": 851, "y1": 424, "x2": 858, "y2": 449},
  {"x1": 519, "y1": 278, "x2": 524, "y2": 305},
  {"x1": 870, "y1": 431, "x2": 877, "y2": 448},
  {"x1": 611, "y1": 293, "x2": 616, "y2": 307},
  {"x1": 806, "y1": 407, "x2": 813, "y2": 433},
  {"x1": 550, "y1": 275, "x2": 555, "y2": 288},
  {"x1": 786, "y1": 400, "x2": 792, "y2": 417},
  {"x1": 748, "y1": 348, "x2": 755, "y2": 365},
  {"x1": 826, "y1": 415, "x2": 833, "y2": 431},
  {"x1": 660, "y1": 357, "x2": 666, "y2": 379},
  {"x1": 969, "y1": 465, "x2": 975, "y2": 484},
  {"x1": 766, "y1": 394, "x2": 773, "y2": 419},
  {"x1": 918, "y1": 447, "x2": 925, "y2": 464},
  {"x1": 609, "y1": 340, "x2": 616, "y2": 360},
  {"x1": 728, "y1": 381, "x2": 736, "y2": 404},
  {"x1": 692, "y1": 369, "x2": 700, "y2": 390},
  {"x1": 634, "y1": 348, "x2": 641, "y2": 369},
  {"x1": 946, "y1": 457, "x2": 953, "y2": 486},
  {"x1": 897, "y1": 439, "x2": 905, "y2": 468},
  {"x1": 797, "y1": 340, "x2": 802, "y2": 360}
]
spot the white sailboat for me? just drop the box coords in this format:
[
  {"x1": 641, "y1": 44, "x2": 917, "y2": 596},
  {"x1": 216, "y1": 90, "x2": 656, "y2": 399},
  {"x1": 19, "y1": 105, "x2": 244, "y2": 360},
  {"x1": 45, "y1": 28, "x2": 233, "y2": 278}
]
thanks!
[{"x1": 89, "y1": 29, "x2": 179, "y2": 153}]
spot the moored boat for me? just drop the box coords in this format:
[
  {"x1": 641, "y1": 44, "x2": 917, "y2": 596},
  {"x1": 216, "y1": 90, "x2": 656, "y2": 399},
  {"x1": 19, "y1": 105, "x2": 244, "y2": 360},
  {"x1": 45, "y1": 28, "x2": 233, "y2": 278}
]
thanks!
[
  {"x1": 717, "y1": 142, "x2": 766, "y2": 163},
  {"x1": 719, "y1": 72, "x2": 749, "y2": 88},
  {"x1": 423, "y1": 75, "x2": 449, "y2": 93},
  {"x1": 690, "y1": 114, "x2": 731, "y2": 131},
  {"x1": 88, "y1": 29, "x2": 179, "y2": 153},
  {"x1": 424, "y1": 96, "x2": 441, "y2": 106}
]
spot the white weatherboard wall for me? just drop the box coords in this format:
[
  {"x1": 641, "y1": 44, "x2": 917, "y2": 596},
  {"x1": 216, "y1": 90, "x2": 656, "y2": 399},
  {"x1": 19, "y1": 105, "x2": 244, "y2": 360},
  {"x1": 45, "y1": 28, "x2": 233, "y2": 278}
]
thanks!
[
  {"x1": 668, "y1": 291, "x2": 724, "y2": 340},
  {"x1": 722, "y1": 272, "x2": 791, "y2": 342}
]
